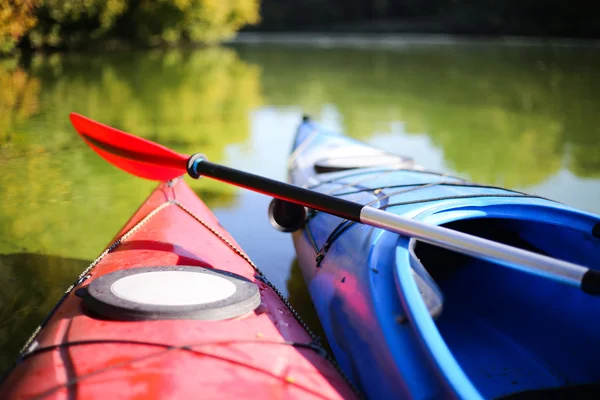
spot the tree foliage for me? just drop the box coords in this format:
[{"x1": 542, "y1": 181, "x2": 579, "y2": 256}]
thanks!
[
  {"x1": 26, "y1": 0, "x2": 128, "y2": 49},
  {"x1": 0, "y1": 0, "x2": 39, "y2": 53},
  {"x1": 124, "y1": 0, "x2": 261, "y2": 45},
  {"x1": 0, "y1": 0, "x2": 260, "y2": 53}
]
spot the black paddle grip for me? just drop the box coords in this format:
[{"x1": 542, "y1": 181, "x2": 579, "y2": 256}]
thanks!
[
  {"x1": 188, "y1": 156, "x2": 363, "y2": 222},
  {"x1": 581, "y1": 269, "x2": 600, "y2": 295}
]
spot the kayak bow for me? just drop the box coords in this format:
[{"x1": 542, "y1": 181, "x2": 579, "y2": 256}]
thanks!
[{"x1": 0, "y1": 123, "x2": 356, "y2": 399}]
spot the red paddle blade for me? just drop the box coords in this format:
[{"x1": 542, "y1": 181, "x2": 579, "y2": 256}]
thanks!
[{"x1": 70, "y1": 113, "x2": 189, "y2": 181}]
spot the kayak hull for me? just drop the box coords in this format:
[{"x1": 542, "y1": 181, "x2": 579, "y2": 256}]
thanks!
[
  {"x1": 289, "y1": 120, "x2": 600, "y2": 399},
  {"x1": 1, "y1": 178, "x2": 355, "y2": 400}
]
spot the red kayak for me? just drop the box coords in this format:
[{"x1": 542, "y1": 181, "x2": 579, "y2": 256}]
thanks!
[{"x1": 0, "y1": 122, "x2": 356, "y2": 399}]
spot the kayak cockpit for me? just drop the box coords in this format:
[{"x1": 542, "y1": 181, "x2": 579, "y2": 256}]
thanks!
[{"x1": 411, "y1": 215, "x2": 600, "y2": 399}]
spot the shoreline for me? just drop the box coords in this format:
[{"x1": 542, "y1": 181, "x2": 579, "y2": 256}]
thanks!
[
  {"x1": 4, "y1": 32, "x2": 600, "y2": 60},
  {"x1": 227, "y1": 32, "x2": 600, "y2": 49}
]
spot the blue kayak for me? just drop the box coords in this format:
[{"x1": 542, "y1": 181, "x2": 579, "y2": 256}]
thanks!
[{"x1": 283, "y1": 118, "x2": 600, "y2": 399}]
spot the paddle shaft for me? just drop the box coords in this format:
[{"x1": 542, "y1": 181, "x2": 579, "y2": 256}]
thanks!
[
  {"x1": 190, "y1": 158, "x2": 600, "y2": 295},
  {"x1": 189, "y1": 156, "x2": 364, "y2": 219}
]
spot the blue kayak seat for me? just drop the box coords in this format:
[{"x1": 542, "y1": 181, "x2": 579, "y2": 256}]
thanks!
[
  {"x1": 409, "y1": 219, "x2": 552, "y2": 320},
  {"x1": 497, "y1": 382, "x2": 600, "y2": 399},
  {"x1": 405, "y1": 218, "x2": 552, "y2": 322},
  {"x1": 408, "y1": 238, "x2": 444, "y2": 319},
  {"x1": 413, "y1": 218, "x2": 550, "y2": 283}
]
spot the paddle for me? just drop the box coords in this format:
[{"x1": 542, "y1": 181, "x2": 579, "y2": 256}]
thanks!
[{"x1": 69, "y1": 112, "x2": 600, "y2": 295}]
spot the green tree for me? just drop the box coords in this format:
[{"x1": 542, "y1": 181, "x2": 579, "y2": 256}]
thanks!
[
  {"x1": 0, "y1": 0, "x2": 39, "y2": 53},
  {"x1": 24, "y1": 0, "x2": 128, "y2": 49},
  {"x1": 1, "y1": 0, "x2": 260, "y2": 53},
  {"x1": 121, "y1": 0, "x2": 260, "y2": 45}
]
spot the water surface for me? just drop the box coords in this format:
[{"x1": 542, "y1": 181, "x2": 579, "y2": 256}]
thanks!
[{"x1": 1, "y1": 41, "x2": 599, "y2": 371}]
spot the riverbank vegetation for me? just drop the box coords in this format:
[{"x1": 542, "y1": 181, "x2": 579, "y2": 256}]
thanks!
[
  {"x1": 4, "y1": 0, "x2": 598, "y2": 56},
  {"x1": 1, "y1": 0, "x2": 260, "y2": 55}
]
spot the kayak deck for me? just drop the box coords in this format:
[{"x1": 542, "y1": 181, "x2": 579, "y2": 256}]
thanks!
[
  {"x1": 1, "y1": 178, "x2": 356, "y2": 399},
  {"x1": 289, "y1": 119, "x2": 600, "y2": 399}
]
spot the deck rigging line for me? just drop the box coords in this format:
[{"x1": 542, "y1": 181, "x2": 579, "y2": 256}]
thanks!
[
  {"x1": 303, "y1": 166, "x2": 555, "y2": 266},
  {"x1": 21, "y1": 338, "x2": 331, "y2": 400}
]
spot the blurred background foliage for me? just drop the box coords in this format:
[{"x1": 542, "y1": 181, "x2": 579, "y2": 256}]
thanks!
[
  {"x1": 251, "y1": 0, "x2": 600, "y2": 38},
  {"x1": 0, "y1": 0, "x2": 260, "y2": 54},
  {"x1": 3, "y1": 0, "x2": 599, "y2": 55},
  {"x1": 0, "y1": 1, "x2": 38, "y2": 53}
]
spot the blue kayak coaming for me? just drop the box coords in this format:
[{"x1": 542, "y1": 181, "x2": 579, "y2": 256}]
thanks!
[{"x1": 287, "y1": 119, "x2": 600, "y2": 400}]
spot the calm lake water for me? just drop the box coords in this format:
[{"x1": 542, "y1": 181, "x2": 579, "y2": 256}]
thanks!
[{"x1": 1, "y1": 41, "x2": 599, "y2": 370}]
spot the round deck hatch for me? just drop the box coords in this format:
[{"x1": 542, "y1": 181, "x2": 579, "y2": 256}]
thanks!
[
  {"x1": 314, "y1": 154, "x2": 413, "y2": 174},
  {"x1": 83, "y1": 266, "x2": 260, "y2": 321}
]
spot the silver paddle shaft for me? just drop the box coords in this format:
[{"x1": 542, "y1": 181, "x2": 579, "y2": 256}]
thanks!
[{"x1": 361, "y1": 206, "x2": 588, "y2": 287}]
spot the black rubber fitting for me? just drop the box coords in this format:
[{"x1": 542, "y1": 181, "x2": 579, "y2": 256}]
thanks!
[
  {"x1": 187, "y1": 153, "x2": 207, "y2": 179},
  {"x1": 83, "y1": 266, "x2": 261, "y2": 321},
  {"x1": 268, "y1": 198, "x2": 307, "y2": 232},
  {"x1": 592, "y1": 223, "x2": 600, "y2": 239},
  {"x1": 581, "y1": 269, "x2": 600, "y2": 295}
]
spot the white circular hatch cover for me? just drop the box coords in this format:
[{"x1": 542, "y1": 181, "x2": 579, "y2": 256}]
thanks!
[
  {"x1": 82, "y1": 266, "x2": 260, "y2": 321},
  {"x1": 111, "y1": 271, "x2": 237, "y2": 306}
]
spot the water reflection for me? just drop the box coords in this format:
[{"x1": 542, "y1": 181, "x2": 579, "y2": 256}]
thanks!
[
  {"x1": 0, "y1": 59, "x2": 40, "y2": 144},
  {"x1": 0, "y1": 253, "x2": 91, "y2": 369},
  {"x1": 234, "y1": 44, "x2": 600, "y2": 189},
  {"x1": 0, "y1": 47, "x2": 262, "y2": 257},
  {"x1": 286, "y1": 257, "x2": 331, "y2": 353}
]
